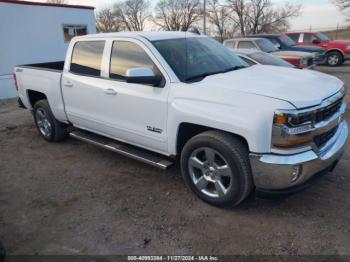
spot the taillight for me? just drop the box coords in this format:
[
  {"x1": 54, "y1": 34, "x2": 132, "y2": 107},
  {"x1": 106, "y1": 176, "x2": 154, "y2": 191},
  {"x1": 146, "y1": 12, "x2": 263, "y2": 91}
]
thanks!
[{"x1": 13, "y1": 73, "x2": 19, "y2": 91}]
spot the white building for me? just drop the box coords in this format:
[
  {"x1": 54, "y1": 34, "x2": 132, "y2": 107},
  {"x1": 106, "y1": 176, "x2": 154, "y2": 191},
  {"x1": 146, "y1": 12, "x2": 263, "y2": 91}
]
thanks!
[{"x1": 0, "y1": 0, "x2": 96, "y2": 99}]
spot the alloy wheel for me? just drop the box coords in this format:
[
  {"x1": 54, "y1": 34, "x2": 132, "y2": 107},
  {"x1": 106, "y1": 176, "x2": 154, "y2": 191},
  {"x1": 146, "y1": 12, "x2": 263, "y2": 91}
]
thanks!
[
  {"x1": 188, "y1": 147, "x2": 234, "y2": 198},
  {"x1": 35, "y1": 108, "x2": 52, "y2": 137},
  {"x1": 328, "y1": 54, "x2": 340, "y2": 66}
]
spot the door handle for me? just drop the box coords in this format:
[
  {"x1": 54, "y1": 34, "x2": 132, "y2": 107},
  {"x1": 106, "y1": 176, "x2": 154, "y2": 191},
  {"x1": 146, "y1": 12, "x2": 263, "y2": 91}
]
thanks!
[
  {"x1": 64, "y1": 81, "x2": 74, "y2": 88},
  {"x1": 104, "y1": 88, "x2": 117, "y2": 95}
]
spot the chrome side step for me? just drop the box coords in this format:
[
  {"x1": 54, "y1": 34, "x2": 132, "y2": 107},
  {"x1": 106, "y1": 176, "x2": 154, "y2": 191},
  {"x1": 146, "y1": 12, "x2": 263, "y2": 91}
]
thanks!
[{"x1": 69, "y1": 130, "x2": 174, "y2": 170}]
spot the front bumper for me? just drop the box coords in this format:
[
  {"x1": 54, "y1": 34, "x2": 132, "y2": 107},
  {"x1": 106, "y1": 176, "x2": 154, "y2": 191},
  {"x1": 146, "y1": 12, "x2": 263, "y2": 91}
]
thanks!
[
  {"x1": 249, "y1": 120, "x2": 348, "y2": 191},
  {"x1": 344, "y1": 53, "x2": 350, "y2": 61}
]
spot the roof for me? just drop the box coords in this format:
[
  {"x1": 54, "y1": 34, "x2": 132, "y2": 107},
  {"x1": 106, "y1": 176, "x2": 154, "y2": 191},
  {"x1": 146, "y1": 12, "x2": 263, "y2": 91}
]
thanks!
[
  {"x1": 0, "y1": 0, "x2": 95, "y2": 10},
  {"x1": 78, "y1": 31, "x2": 200, "y2": 41},
  {"x1": 247, "y1": 34, "x2": 280, "y2": 38},
  {"x1": 229, "y1": 48, "x2": 261, "y2": 55},
  {"x1": 229, "y1": 37, "x2": 265, "y2": 41}
]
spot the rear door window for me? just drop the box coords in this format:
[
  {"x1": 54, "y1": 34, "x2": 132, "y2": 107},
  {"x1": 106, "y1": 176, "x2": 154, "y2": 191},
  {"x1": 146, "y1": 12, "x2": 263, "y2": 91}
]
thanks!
[
  {"x1": 288, "y1": 33, "x2": 300, "y2": 42},
  {"x1": 224, "y1": 40, "x2": 236, "y2": 48},
  {"x1": 237, "y1": 41, "x2": 256, "y2": 49},
  {"x1": 70, "y1": 41, "x2": 105, "y2": 77}
]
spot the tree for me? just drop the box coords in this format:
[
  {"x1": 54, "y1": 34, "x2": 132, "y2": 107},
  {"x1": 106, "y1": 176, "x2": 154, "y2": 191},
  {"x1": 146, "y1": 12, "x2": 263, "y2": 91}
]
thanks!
[
  {"x1": 207, "y1": 0, "x2": 234, "y2": 42},
  {"x1": 333, "y1": 0, "x2": 350, "y2": 18},
  {"x1": 46, "y1": 0, "x2": 67, "y2": 4},
  {"x1": 96, "y1": 8, "x2": 124, "y2": 33},
  {"x1": 115, "y1": 0, "x2": 151, "y2": 31},
  {"x1": 227, "y1": 0, "x2": 301, "y2": 35},
  {"x1": 153, "y1": 0, "x2": 202, "y2": 31}
]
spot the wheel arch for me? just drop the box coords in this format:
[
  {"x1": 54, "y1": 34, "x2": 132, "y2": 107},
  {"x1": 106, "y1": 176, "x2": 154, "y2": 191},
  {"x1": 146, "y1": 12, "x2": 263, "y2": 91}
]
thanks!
[
  {"x1": 27, "y1": 90, "x2": 47, "y2": 109},
  {"x1": 326, "y1": 49, "x2": 344, "y2": 59},
  {"x1": 175, "y1": 122, "x2": 249, "y2": 156}
]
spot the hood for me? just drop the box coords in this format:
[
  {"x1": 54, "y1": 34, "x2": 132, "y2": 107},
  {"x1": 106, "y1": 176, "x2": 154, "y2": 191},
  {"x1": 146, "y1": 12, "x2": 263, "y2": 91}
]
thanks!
[
  {"x1": 293, "y1": 45, "x2": 325, "y2": 53},
  {"x1": 195, "y1": 65, "x2": 344, "y2": 109},
  {"x1": 272, "y1": 50, "x2": 313, "y2": 58}
]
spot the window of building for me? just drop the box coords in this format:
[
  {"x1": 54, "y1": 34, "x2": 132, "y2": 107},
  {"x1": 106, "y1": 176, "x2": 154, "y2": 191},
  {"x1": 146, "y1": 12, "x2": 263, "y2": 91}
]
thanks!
[
  {"x1": 70, "y1": 41, "x2": 105, "y2": 77},
  {"x1": 63, "y1": 25, "x2": 88, "y2": 42},
  {"x1": 109, "y1": 41, "x2": 161, "y2": 80}
]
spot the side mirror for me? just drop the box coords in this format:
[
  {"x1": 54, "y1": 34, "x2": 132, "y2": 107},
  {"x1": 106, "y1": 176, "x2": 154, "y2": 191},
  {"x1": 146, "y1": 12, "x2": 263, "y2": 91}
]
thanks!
[
  {"x1": 126, "y1": 68, "x2": 163, "y2": 87},
  {"x1": 312, "y1": 39, "x2": 320, "y2": 44}
]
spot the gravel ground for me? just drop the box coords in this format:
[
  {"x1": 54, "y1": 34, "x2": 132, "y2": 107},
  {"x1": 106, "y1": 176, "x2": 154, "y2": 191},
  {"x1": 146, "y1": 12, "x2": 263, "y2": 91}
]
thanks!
[{"x1": 0, "y1": 64, "x2": 350, "y2": 257}]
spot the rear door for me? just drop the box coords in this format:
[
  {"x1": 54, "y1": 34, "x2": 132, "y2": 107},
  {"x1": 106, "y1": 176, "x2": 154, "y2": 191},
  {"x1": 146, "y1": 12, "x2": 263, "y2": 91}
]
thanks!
[{"x1": 61, "y1": 40, "x2": 108, "y2": 131}]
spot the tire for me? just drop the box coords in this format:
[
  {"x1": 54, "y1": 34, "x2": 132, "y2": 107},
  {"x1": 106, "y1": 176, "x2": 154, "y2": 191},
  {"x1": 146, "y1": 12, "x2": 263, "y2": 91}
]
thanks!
[
  {"x1": 326, "y1": 51, "x2": 343, "y2": 67},
  {"x1": 33, "y1": 99, "x2": 67, "y2": 142},
  {"x1": 180, "y1": 130, "x2": 253, "y2": 208}
]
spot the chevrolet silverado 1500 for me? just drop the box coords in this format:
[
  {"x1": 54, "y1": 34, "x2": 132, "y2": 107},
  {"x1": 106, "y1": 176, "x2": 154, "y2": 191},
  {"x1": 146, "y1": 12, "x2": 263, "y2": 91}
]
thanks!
[{"x1": 15, "y1": 32, "x2": 348, "y2": 207}]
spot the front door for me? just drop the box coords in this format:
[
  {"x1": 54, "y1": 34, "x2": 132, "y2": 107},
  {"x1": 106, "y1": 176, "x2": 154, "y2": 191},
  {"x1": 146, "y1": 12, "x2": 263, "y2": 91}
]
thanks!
[{"x1": 97, "y1": 40, "x2": 169, "y2": 153}]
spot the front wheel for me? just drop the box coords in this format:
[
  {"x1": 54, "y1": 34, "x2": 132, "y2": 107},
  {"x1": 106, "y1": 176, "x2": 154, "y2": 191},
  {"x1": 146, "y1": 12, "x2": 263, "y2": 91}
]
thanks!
[
  {"x1": 33, "y1": 99, "x2": 67, "y2": 142},
  {"x1": 180, "y1": 131, "x2": 253, "y2": 208}
]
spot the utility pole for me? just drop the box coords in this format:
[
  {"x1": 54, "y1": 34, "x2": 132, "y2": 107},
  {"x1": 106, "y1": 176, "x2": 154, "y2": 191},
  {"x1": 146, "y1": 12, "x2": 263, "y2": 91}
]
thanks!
[{"x1": 203, "y1": 0, "x2": 207, "y2": 35}]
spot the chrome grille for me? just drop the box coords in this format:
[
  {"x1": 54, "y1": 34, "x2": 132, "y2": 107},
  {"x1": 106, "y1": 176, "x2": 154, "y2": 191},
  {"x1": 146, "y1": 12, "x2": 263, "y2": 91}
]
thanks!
[{"x1": 315, "y1": 98, "x2": 343, "y2": 123}]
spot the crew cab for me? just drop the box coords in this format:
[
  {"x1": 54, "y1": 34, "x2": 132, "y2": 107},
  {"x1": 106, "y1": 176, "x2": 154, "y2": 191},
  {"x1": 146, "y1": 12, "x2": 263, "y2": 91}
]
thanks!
[
  {"x1": 15, "y1": 32, "x2": 348, "y2": 207},
  {"x1": 246, "y1": 34, "x2": 327, "y2": 65},
  {"x1": 286, "y1": 32, "x2": 350, "y2": 66},
  {"x1": 223, "y1": 38, "x2": 315, "y2": 69}
]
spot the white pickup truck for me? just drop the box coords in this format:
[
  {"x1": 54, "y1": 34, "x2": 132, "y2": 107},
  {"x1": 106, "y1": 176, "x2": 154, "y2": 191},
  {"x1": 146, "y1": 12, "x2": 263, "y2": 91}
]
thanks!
[{"x1": 15, "y1": 32, "x2": 348, "y2": 207}]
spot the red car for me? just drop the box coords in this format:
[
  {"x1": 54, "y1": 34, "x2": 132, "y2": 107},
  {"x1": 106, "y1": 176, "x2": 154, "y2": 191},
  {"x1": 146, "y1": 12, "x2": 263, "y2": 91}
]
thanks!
[{"x1": 285, "y1": 32, "x2": 350, "y2": 66}]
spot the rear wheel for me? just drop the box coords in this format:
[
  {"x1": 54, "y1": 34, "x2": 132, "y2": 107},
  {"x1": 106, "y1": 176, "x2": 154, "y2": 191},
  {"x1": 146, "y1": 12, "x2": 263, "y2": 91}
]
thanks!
[
  {"x1": 180, "y1": 131, "x2": 253, "y2": 208},
  {"x1": 326, "y1": 51, "x2": 343, "y2": 67},
  {"x1": 33, "y1": 99, "x2": 67, "y2": 142}
]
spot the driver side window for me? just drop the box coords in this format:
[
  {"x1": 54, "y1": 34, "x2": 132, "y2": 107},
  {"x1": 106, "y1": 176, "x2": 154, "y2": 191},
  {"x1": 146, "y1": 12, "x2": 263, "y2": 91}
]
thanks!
[{"x1": 109, "y1": 41, "x2": 161, "y2": 80}]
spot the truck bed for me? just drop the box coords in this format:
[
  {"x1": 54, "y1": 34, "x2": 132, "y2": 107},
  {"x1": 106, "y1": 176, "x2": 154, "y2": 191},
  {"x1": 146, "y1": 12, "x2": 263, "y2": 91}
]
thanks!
[
  {"x1": 15, "y1": 61, "x2": 67, "y2": 122},
  {"x1": 18, "y1": 61, "x2": 64, "y2": 72}
]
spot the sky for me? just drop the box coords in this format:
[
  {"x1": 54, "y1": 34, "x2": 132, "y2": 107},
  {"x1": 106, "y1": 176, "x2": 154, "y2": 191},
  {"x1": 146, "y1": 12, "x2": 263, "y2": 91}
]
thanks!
[{"x1": 23, "y1": 0, "x2": 348, "y2": 30}]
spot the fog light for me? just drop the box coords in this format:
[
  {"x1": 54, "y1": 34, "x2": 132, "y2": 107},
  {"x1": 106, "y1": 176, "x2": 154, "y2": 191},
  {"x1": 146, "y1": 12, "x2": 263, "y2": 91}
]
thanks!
[{"x1": 291, "y1": 165, "x2": 302, "y2": 183}]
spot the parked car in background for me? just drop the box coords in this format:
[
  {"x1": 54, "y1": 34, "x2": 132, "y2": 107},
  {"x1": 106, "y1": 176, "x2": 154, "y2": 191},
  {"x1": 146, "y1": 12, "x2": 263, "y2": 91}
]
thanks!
[
  {"x1": 224, "y1": 38, "x2": 315, "y2": 69},
  {"x1": 285, "y1": 32, "x2": 350, "y2": 66},
  {"x1": 230, "y1": 49, "x2": 296, "y2": 68},
  {"x1": 15, "y1": 32, "x2": 348, "y2": 207},
  {"x1": 246, "y1": 34, "x2": 326, "y2": 65}
]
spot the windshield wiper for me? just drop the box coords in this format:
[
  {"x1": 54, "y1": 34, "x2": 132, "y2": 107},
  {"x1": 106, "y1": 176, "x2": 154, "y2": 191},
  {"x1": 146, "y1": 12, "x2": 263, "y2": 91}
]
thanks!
[
  {"x1": 185, "y1": 71, "x2": 222, "y2": 82},
  {"x1": 221, "y1": 66, "x2": 246, "y2": 73},
  {"x1": 185, "y1": 66, "x2": 245, "y2": 82}
]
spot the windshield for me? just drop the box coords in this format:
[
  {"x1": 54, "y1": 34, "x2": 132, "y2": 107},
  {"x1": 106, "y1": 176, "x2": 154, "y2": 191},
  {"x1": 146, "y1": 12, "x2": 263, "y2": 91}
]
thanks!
[
  {"x1": 248, "y1": 52, "x2": 294, "y2": 68},
  {"x1": 316, "y1": 32, "x2": 331, "y2": 41},
  {"x1": 278, "y1": 35, "x2": 296, "y2": 46},
  {"x1": 152, "y1": 37, "x2": 247, "y2": 82},
  {"x1": 256, "y1": 39, "x2": 278, "y2": 53}
]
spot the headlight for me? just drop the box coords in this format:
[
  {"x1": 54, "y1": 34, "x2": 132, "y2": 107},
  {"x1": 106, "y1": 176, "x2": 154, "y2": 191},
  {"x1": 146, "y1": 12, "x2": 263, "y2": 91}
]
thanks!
[
  {"x1": 300, "y1": 58, "x2": 308, "y2": 65},
  {"x1": 272, "y1": 89, "x2": 346, "y2": 152},
  {"x1": 272, "y1": 110, "x2": 313, "y2": 148}
]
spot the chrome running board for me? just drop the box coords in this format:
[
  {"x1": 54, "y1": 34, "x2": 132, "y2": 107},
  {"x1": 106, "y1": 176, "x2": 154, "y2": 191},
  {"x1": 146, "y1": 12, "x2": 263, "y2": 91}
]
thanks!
[{"x1": 70, "y1": 130, "x2": 174, "y2": 170}]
